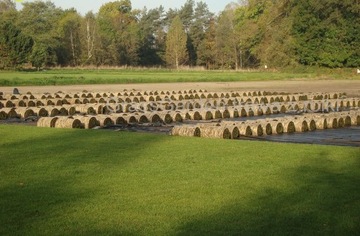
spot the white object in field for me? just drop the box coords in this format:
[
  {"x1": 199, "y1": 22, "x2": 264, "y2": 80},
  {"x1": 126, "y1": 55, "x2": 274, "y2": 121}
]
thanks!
[{"x1": 357, "y1": 69, "x2": 360, "y2": 74}]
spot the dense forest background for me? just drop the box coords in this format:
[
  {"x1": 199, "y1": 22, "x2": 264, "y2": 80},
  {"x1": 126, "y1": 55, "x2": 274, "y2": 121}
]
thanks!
[{"x1": 0, "y1": 0, "x2": 359, "y2": 70}]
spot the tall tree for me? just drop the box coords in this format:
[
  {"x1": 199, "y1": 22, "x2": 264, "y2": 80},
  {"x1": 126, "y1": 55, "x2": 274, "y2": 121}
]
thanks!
[
  {"x1": 0, "y1": 21, "x2": 33, "y2": 68},
  {"x1": 80, "y1": 11, "x2": 97, "y2": 65},
  {"x1": 197, "y1": 18, "x2": 216, "y2": 69},
  {"x1": 17, "y1": 1, "x2": 63, "y2": 67},
  {"x1": 138, "y1": 6, "x2": 165, "y2": 66},
  {"x1": 96, "y1": 0, "x2": 140, "y2": 66},
  {"x1": 216, "y1": 7, "x2": 240, "y2": 69},
  {"x1": 248, "y1": 0, "x2": 296, "y2": 67},
  {"x1": 58, "y1": 9, "x2": 82, "y2": 66},
  {"x1": 188, "y1": 1, "x2": 213, "y2": 66},
  {"x1": 179, "y1": 0, "x2": 194, "y2": 32},
  {"x1": 165, "y1": 16, "x2": 187, "y2": 69}
]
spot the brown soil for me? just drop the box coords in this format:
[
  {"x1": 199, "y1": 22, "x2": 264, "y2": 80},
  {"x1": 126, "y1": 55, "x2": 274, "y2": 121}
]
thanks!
[{"x1": 1, "y1": 80, "x2": 359, "y2": 96}]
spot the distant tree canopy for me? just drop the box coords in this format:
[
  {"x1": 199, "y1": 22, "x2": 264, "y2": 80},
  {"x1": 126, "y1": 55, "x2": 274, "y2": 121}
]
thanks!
[{"x1": 0, "y1": 0, "x2": 358, "y2": 69}]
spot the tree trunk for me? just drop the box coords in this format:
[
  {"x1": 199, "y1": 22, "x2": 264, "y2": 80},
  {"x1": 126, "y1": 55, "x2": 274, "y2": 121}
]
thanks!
[
  {"x1": 175, "y1": 51, "x2": 179, "y2": 69},
  {"x1": 70, "y1": 31, "x2": 76, "y2": 66},
  {"x1": 86, "y1": 19, "x2": 94, "y2": 61}
]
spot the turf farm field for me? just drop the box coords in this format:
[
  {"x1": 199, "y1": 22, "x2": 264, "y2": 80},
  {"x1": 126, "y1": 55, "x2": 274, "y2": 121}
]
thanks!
[
  {"x1": 1, "y1": 125, "x2": 359, "y2": 235},
  {"x1": 0, "y1": 67, "x2": 358, "y2": 86},
  {"x1": 1, "y1": 70, "x2": 360, "y2": 235}
]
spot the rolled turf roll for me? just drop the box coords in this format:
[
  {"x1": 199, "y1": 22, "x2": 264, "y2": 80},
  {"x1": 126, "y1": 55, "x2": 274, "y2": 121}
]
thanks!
[
  {"x1": 76, "y1": 105, "x2": 96, "y2": 115},
  {"x1": 326, "y1": 116, "x2": 338, "y2": 129},
  {"x1": 15, "y1": 107, "x2": 35, "y2": 119},
  {"x1": 146, "y1": 113, "x2": 161, "y2": 123},
  {"x1": 222, "y1": 123, "x2": 240, "y2": 139},
  {"x1": 349, "y1": 111, "x2": 360, "y2": 126},
  {"x1": 37, "y1": 117, "x2": 58, "y2": 128},
  {"x1": 262, "y1": 121, "x2": 273, "y2": 135},
  {"x1": 96, "y1": 115, "x2": 114, "y2": 127},
  {"x1": 293, "y1": 118, "x2": 309, "y2": 132},
  {"x1": 199, "y1": 110, "x2": 214, "y2": 120},
  {"x1": 337, "y1": 117, "x2": 345, "y2": 128},
  {"x1": 13, "y1": 100, "x2": 26, "y2": 107},
  {"x1": 228, "y1": 125, "x2": 240, "y2": 139},
  {"x1": 281, "y1": 119, "x2": 296, "y2": 133},
  {"x1": 200, "y1": 126, "x2": 231, "y2": 139},
  {"x1": 74, "y1": 115, "x2": 99, "y2": 129},
  {"x1": 0, "y1": 110, "x2": 8, "y2": 120},
  {"x1": 314, "y1": 116, "x2": 328, "y2": 130},
  {"x1": 27, "y1": 100, "x2": 37, "y2": 107},
  {"x1": 238, "y1": 123, "x2": 252, "y2": 136},
  {"x1": 108, "y1": 114, "x2": 127, "y2": 125},
  {"x1": 122, "y1": 114, "x2": 138, "y2": 124},
  {"x1": 3, "y1": 100, "x2": 15, "y2": 108},
  {"x1": 188, "y1": 110, "x2": 202, "y2": 120},
  {"x1": 304, "y1": 118, "x2": 317, "y2": 131},
  {"x1": 158, "y1": 112, "x2": 173, "y2": 124},
  {"x1": 54, "y1": 117, "x2": 82, "y2": 129},
  {"x1": 53, "y1": 106, "x2": 69, "y2": 116},
  {"x1": 269, "y1": 120, "x2": 284, "y2": 134},
  {"x1": 45, "y1": 107, "x2": 60, "y2": 117},
  {"x1": 61, "y1": 105, "x2": 77, "y2": 116},
  {"x1": 341, "y1": 114, "x2": 352, "y2": 127},
  {"x1": 169, "y1": 112, "x2": 183, "y2": 123},
  {"x1": 137, "y1": 114, "x2": 149, "y2": 123},
  {"x1": 227, "y1": 107, "x2": 240, "y2": 118},
  {"x1": 250, "y1": 123, "x2": 264, "y2": 136},
  {"x1": 171, "y1": 125, "x2": 201, "y2": 137},
  {"x1": 1, "y1": 108, "x2": 19, "y2": 118}
]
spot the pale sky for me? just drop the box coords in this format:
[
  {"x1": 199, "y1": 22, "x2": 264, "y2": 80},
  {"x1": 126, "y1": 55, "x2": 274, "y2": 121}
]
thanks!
[{"x1": 15, "y1": 0, "x2": 233, "y2": 15}]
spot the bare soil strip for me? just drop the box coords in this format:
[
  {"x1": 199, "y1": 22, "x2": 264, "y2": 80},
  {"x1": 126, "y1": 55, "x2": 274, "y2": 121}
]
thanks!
[{"x1": 1, "y1": 80, "x2": 359, "y2": 96}]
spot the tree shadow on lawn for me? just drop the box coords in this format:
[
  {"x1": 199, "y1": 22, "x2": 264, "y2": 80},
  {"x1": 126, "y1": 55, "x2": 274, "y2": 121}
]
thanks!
[
  {"x1": 176, "y1": 151, "x2": 360, "y2": 236},
  {"x1": 0, "y1": 127, "x2": 167, "y2": 235}
]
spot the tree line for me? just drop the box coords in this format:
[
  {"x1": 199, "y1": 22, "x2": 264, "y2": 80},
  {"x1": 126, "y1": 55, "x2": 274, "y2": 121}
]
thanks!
[{"x1": 0, "y1": 0, "x2": 359, "y2": 70}]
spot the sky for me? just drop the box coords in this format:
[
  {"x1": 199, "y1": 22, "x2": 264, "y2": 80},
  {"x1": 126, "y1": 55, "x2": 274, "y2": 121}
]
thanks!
[{"x1": 15, "y1": 0, "x2": 233, "y2": 15}]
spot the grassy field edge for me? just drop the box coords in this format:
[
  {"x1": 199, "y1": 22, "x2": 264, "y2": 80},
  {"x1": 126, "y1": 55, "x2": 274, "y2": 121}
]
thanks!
[{"x1": 0, "y1": 68, "x2": 359, "y2": 86}]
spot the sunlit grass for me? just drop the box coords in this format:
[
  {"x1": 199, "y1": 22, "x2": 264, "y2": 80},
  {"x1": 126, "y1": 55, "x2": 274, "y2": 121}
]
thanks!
[
  {"x1": 0, "y1": 68, "x2": 357, "y2": 86},
  {"x1": 0, "y1": 125, "x2": 359, "y2": 235}
]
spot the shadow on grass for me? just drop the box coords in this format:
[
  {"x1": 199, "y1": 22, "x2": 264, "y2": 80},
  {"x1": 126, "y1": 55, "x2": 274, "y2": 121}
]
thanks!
[
  {"x1": 0, "y1": 127, "x2": 166, "y2": 235},
  {"x1": 176, "y1": 152, "x2": 360, "y2": 235},
  {"x1": 1, "y1": 126, "x2": 359, "y2": 235}
]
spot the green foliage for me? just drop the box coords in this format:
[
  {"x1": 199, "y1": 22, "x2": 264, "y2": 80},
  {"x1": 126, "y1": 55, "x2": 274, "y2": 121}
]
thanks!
[
  {"x1": 197, "y1": 18, "x2": 217, "y2": 69},
  {"x1": 0, "y1": 0, "x2": 15, "y2": 13},
  {"x1": 57, "y1": 10, "x2": 82, "y2": 66},
  {"x1": 165, "y1": 16, "x2": 188, "y2": 68},
  {"x1": 291, "y1": 0, "x2": 359, "y2": 68},
  {"x1": 0, "y1": 21, "x2": 33, "y2": 68},
  {"x1": 188, "y1": 1, "x2": 214, "y2": 66},
  {"x1": 0, "y1": 125, "x2": 359, "y2": 235},
  {"x1": 96, "y1": 0, "x2": 140, "y2": 66},
  {"x1": 138, "y1": 7, "x2": 166, "y2": 66},
  {"x1": 30, "y1": 42, "x2": 57, "y2": 70},
  {"x1": 0, "y1": 0, "x2": 358, "y2": 70},
  {"x1": 16, "y1": 1, "x2": 63, "y2": 68},
  {"x1": 216, "y1": 9, "x2": 240, "y2": 69}
]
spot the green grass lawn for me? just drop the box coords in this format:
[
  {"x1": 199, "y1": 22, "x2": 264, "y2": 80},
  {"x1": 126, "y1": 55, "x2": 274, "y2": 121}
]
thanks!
[
  {"x1": 0, "y1": 125, "x2": 359, "y2": 235},
  {"x1": 0, "y1": 68, "x2": 358, "y2": 86}
]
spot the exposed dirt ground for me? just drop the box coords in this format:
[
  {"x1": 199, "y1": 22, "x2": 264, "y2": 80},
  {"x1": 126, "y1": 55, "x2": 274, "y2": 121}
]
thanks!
[{"x1": 1, "y1": 80, "x2": 360, "y2": 96}]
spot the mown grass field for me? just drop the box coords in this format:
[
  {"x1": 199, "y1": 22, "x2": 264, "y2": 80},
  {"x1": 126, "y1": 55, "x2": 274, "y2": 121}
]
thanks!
[
  {"x1": 0, "y1": 67, "x2": 358, "y2": 86},
  {"x1": 0, "y1": 125, "x2": 359, "y2": 235}
]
